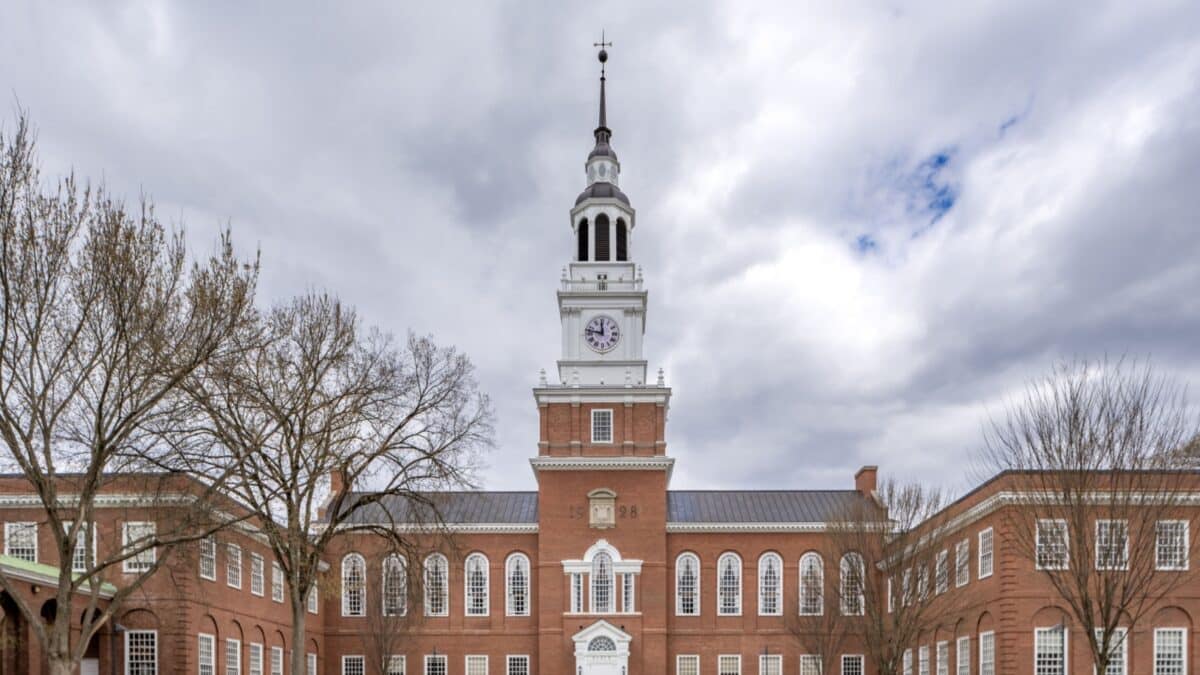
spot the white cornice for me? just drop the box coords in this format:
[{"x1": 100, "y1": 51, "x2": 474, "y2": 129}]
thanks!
[
  {"x1": 533, "y1": 385, "x2": 670, "y2": 405},
  {"x1": 666, "y1": 522, "x2": 833, "y2": 533},
  {"x1": 0, "y1": 560, "x2": 116, "y2": 599},
  {"x1": 530, "y1": 456, "x2": 674, "y2": 477}
]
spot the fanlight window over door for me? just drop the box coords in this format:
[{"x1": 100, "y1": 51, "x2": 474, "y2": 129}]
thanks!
[{"x1": 588, "y1": 637, "x2": 616, "y2": 652}]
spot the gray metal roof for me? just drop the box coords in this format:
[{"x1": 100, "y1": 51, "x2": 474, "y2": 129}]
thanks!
[{"x1": 337, "y1": 492, "x2": 538, "y2": 525}]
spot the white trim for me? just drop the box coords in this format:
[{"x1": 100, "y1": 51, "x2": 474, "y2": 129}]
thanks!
[
  {"x1": 1155, "y1": 520, "x2": 1190, "y2": 571},
  {"x1": 716, "y1": 552, "x2": 742, "y2": 616},
  {"x1": 1034, "y1": 625, "x2": 1068, "y2": 675},
  {"x1": 382, "y1": 553, "x2": 408, "y2": 617},
  {"x1": 342, "y1": 553, "x2": 366, "y2": 617},
  {"x1": 0, "y1": 557, "x2": 115, "y2": 598},
  {"x1": 955, "y1": 538, "x2": 970, "y2": 588},
  {"x1": 758, "y1": 653, "x2": 782, "y2": 675},
  {"x1": 1153, "y1": 627, "x2": 1188, "y2": 675},
  {"x1": 1094, "y1": 519, "x2": 1130, "y2": 571},
  {"x1": 591, "y1": 408, "x2": 614, "y2": 443},
  {"x1": 385, "y1": 655, "x2": 406, "y2": 675},
  {"x1": 122, "y1": 521, "x2": 156, "y2": 573},
  {"x1": 505, "y1": 552, "x2": 531, "y2": 617},
  {"x1": 505, "y1": 655, "x2": 530, "y2": 675},
  {"x1": 464, "y1": 552, "x2": 490, "y2": 617},
  {"x1": 955, "y1": 636, "x2": 969, "y2": 675},
  {"x1": 675, "y1": 552, "x2": 700, "y2": 616},
  {"x1": 124, "y1": 629, "x2": 158, "y2": 675},
  {"x1": 341, "y1": 655, "x2": 365, "y2": 675},
  {"x1": 424, "y1": 654, "x2": 448, "y2": 675},
  {"x1": 1036, "y1": 519, "x2": 1070, "y2": 571},
  {"x1": 841, "y1": 655, "x2": 865, "y2": 675},
  {"x1": 424, "y1": 553, "x2": 450, "y2": 617},
  {"x1": 799, "y1": 551, "x2": 824, "y2": 616},
  {"x1": 4, "y1": 522, "x2": 37, "y2": 562},
  {"x1": 757, "y1": 552, "x2": 783, "y2": 616},
  {"x1": 225, "y1": 639, "x2": 242, "y2": 675},
  {"x1": 977, "y1": 528, "x2": 994, "y2": 579},
  {"x1": 979, "y1": 631, "x2": 995, "y2": 675},
  {"x1": 199, "y1": 536, "x2": 217, "y2": 581},
  {"x1": 249, "y1": 552, "x2": 264, "y2": 596},
  {"x1": 717, "y1": 654, "x2": 742, "y2": 675},
  {"x1": 1093, "y1": 626, "x2": 1127, "y2": 675},
  {"x1": 270, "y1": 646, "x2": 283, "y2": 675},
  {"x1": 667, "y1": 521, "x2": 836, "y2": 533},
  {"x1": 226, "y1": 543, "x2": 243, "y2": 588},
  {"x1": 465, "y1": 655, "x2": 488, "y2": 675},
  {"x1": 531, "y1": 456, "x2": 674, "y2": 473},
  {"x1": 198, "y1": 633, "x2": 216, "y2": 675},
  {"x1": 677, "y1": 654, "x2": 700, "y2": 675}
]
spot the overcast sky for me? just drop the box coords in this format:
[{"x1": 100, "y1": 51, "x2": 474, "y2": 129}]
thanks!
[{"x1": 4, "y1": 2, "x2": 1200, "y2": 496}]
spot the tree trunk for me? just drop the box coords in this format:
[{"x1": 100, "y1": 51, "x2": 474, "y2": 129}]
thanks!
[{"x1": 290, "y1": 593, "x2": 308, "y2": 675}]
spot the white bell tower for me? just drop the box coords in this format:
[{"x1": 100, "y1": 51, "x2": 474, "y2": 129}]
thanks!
[{"x1": 557, "y1": 46, "x2": 649, "y2": 387}]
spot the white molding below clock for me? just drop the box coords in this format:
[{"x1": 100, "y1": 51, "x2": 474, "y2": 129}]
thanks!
[{"x1": 530, "y1": 456, "x2": 674, "y2": 482}]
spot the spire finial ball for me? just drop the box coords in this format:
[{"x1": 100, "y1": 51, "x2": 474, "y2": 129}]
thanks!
[{"x1": 598, "y1": 49, "x2": 608, "y2": 63}]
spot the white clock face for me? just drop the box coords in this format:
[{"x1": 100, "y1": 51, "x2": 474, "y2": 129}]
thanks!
[{"x1": 584, "y1": 315, "x2": 621, "y2": 352}]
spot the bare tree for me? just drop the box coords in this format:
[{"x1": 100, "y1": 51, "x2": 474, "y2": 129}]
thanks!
[
  {"x1": 186, "y1": 293, "x2": 493, "y2": 675},
  {"x1": 983, "y1": 358, "x2": 1200, "y2": 673},
  {"x1": 789, "y1": 480, "x2": 966, "y2": 675},
  {"x1": 0, "y1": 112, "x2": 258, "y2": 675}
]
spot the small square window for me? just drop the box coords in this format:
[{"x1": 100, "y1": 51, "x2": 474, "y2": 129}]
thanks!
[
  {"x1": 4, "y1": 522, "x2": 37, "y2": 563},
  {"x1": 591, "y1": 409, "x2": 613, "y2": 443}
]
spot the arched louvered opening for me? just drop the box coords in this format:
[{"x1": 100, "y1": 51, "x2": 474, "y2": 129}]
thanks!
[
  {"x1": 616, "y1": 219, "x2": 628, "y2": 261},
  {"x1": 595, "y1": 214, "x2": 611, "y2": 261},
  {"x1": 577, "y1": 219, "x2": 589, "y2": 261}
]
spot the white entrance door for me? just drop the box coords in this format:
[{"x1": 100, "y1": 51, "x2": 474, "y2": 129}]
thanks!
[
  {"x1": 582, "y1": 658, "x2": 622, "y2": 675},
  {"x1": 573, "y1": 624, "x2": 631, "y2": 675},
  {"x1": 80, "y1": 658, "x2": 99, "y2": 675}
]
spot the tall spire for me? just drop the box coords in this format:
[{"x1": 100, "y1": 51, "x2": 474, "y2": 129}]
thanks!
[{"x1": 590, "y1": 32, "x2": 616, "y2": 162}]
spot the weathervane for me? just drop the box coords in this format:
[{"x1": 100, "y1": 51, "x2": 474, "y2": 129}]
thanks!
[{"x1": 594, "y1": 30, "x2": 612, "y2": 76}]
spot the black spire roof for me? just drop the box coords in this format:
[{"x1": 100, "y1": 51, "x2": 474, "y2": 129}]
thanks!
[{"x1": 588, "y1": 45, "x2": 617, "y2": 161}]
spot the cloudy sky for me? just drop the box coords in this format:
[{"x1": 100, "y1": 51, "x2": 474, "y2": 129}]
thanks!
[{"x1": 4, "y1": 1, "x2": 1200, "y2": 496}]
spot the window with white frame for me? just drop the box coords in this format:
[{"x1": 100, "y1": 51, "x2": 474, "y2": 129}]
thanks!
[
  {"x1": 249, "y1": 643, "x2": 263, "y2": 675},
  {"x1": 199, "y1": 634, "x2": 215, "y2": 675},
  {"x1": 1094, "y1": 627, "x2": 1127, "y2": 675},
  {"x1": 1154, "y1": 628, "x2": 1186, "y2": 675},
  {"x1": 571, "y1": 572, "x2": 583, "y2": 613},
  {"x1": 227, "y1": 543, "x2": 243, "y2": 588},
  {"x1": 307, "y1": 653, "x2": 317, "y2": 675},
  {"x1": 919, "y1": 645, "x2": 930, "y2": 675},
  {"x1": 383, "y1": 554, "x2": 407, "y2": 616},
  {"x1": 506, "y1": 656, "x2": 529, "y2": 675},
  {"x1": 936, "y1": 550, "x2": 949, "y2": 595},
  {"x1": 307, "y1": 585, "x2": 318, "y2": 614},
  {"x1": 126, "y1": 630, "x2": 158, "y2": 675},
  {"x1": 676, "y1": 553, "x2": 699, "y2": 616},
  {"x1": 1036, "y1": 520, "x2": 1069, "y2": 570},
  {"x1": 65, "y1": 521, "x2": 94, "y2": 573},
  {"x1": 506, "y1": 553, "x2": 530, "y2": 616},
  {"x1": 718, "y1": 655, "x2": 741, "y2": 675},
  {"x1": 677, "y1": 655, "x2": 699, "y2": 675},
  {"x1": 342, "y1": 655, "x2": 365, "y2": 675},
  {"x1": 758, "y1": 553, "x2": 782, "y2": 616},
  {"x1": 226, "y1": 639, "x2": 241, "y2": 675},
  {"x1": 271, "y1": 562, "x2": 284, "y2": 603},
  {"x1": 903, "y1": 649, "x2": 912, "y2": 675},
  {"x1": 800, "y1": 552, "x2": 824, "y2": 616},
  {"x1": 1034, "y1": 626, "x2": 1066, "y2": 675},
  {"x1": 842, "y1": 655, "x2": 864, "y2": 675},
  {"x1": 956, "y1": 636, "x2": 969, "y2": 675},
  {"x1": 591, "y1": 552, "x2": 614, "y2": 613},
  {"x1": 622, "y1": 572, "x2": 635, "y2": 613},
  {"x1": 342, "y1": 553, "x2": 366, "y2": 617},
  {"x1": 979, "y1": 632, "x2": 994, "y2": 675},
  {"x1": 955, "y1": 539, "x2": 969, "y2": 588},
  {"x1": 840, "y1": 553, "x2": 865, "y2": 616},
  {"x1": 978, "y1": 528, "x2": 994, "y2": 579},
  {"x1": 1156, "y1": 521, "x2": 1189, "y2": 570},
  {"x1": 466, "y1": 655, "x2": 487, "y2": 675},
  {"x1": 4, "y1": 522, "x2": 36, "y2": 563},
  {"x1": 1096, "y1": 520, "x2": 1129, "y2": 570},
  {"x1": 123, "y1": 522, "x2": 156, "y2": 573},
  {"x1": 387, "y1": 656, "x2": 406, "y2": 675},
  {"x1": 937, "y1": 641, "x2": 949, "y2": 675},
  {"x1": 466, "y1": 553, "x2": 490, "y2": 616},
  {"x1": 917, "y1": 564, "x2": 929, "y2": 601},
  {"x1": 759, "y1": 654, "x2": 781, "y2": 675},
  {"x1": 200, "y1": 536, "x2": 216, "y2": 581},
  {"x1": 901, "y1": 568, "x2": 912, "y2": 607},
  {"x1": 591, "y1": 409, "x2": 613, "y2": 443},
  {"x1": 887, "y1": 577, "x2": 894, "y2": 614},
  {"x1": 425, "y1": 654, "x2": 448, "y2": 675},
  {"x1": 717, "y1": 553, "x2": 742, "y2": 615},
  {"x1": 800, "y1": 655, "x2": 822, "y2": 675},
  {"x1": 424, "y1": 554, "x2": 448, "y2": 616},
  {"x1": 250, "y1": 553, "x2": 265, "y2": 596},
  {"x1": 270, "y1": 646, "x2": 283, "y2": 675}
]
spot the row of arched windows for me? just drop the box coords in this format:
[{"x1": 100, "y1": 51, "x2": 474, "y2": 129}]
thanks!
[
  {"x1": 341, "y1": 552, "x2": 531, "y2": 618},
  {"x1": 577, "y1": 215, "x2": 629, "y2": 262},
  {"x1": 674, "y1": 551, "x2": 865, "y2": 617}
]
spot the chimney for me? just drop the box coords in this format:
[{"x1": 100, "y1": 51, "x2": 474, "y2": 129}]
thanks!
[
  {"x1": 318, "y1": 468, "x2": 350, "y2": 520},
  {"x1": 855, "y1": 465, "x2": 878, "y2": 496}
]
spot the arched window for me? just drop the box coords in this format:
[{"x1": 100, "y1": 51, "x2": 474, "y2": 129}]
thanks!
[
  {"x1": 675, "y1": 553, "x2": 700, "y2": 616},
  {"x1": 840, "y1": 553, "x2": 865, "y2": 616},
  {"x1": 799, "y1": 552, "x2": 824, "y2": 616},
  {"x1": 591, "y1": 552, "x2": 614, "y2": 613},
  {"x1": 424, "y1": 553, "x2": 448, "y2": 617},
  {"x1": 616, "y1": 219, "x2": 628, "y2": 261},
  {"x1": 506, "y1": 553, "x2": 530, "y2": 617},
  {"x1": 588, "y1": 637, "x2": 616, "y2": 652},
  {"x1": 717, "y1": 553, "x2": 742, "y2": 616},
  {"x1": 594, "y1": 214, "x2": 611, "y2": 261},
  {"x1": 341, "y1": 553, "x2": 366, "y2": 617},
  {"x1": 758, "y1": 552, "x2": 782, "y2": 616},
  {"x1": 382, "y1": 554, "x2": 406, "y2": 617},
  {"x1": 464, "y1": 553, "x2": 489, "y2": 616},
  {"x1": 577, "y1": 219, "x2": 589, "y2": 261}
]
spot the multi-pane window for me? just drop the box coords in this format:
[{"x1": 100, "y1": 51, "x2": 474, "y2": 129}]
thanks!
[
  {"x1": 622, "y1": 573, "x2": 635, "y2": 613},
  {"x1": 226, "y1": 639, "x2": 241, "y2": 675},
  {"x1": 308, "y1": 653, "x2": 317, "y2": 675},
  {"x1": 936, "y1": 641, "x2": 949, "y2": 675},
  {"x1": 466, "y1": 553, "x2": 490, "y2": 616},
  {"x1": 677, "y1": 655, "x2": 699, "y2": 675},
  {"x1": 1036, "y1": 520, "x2": 1069, "y2": 570},
  {"x1": 424, "y1": 554, "x2": 449, "y2": 616},
  {"x1": 718, "y1": 655, "x2": 741, "y2": 675},
  {"x1": 227, "y1": 544, "x2": 243, "y2": 588},
  {"x1": 955, "y1": 539, "x2": 969, "y2": 587},
  {"x1": 676, "y1": 553, "x2": 699, "y2": 616},
  {"x1": 571, "y1": 573, "x2": 583, "y2": 613},
  {"x1": 758, "y1": 553, "x2": 782, "y2": 616},
  {"x1": 506, "y1": 656, "x2": 529, "y2": 675},
  {"x1": 978, "y1": 528, "x2": 994, "y2": 579},
  {"x1": 1154, "y1": 628, "x2": 1186, "y2": 675},
  {"x1": 425, "y1": 654, "x2": 448, "y2": 675},
  {"x1": 342, "y1": 656, "x2": 365, "y2": 675},
  {"x1": 979, "y1": 632, "x2": 994, "y2": 675},
  {"x1": 1096, "y1": 520, "x2": 1129, "y2": 570},
  {"x1": 123, "y1": 522, "x2": 156, "y2": 573},
  {"x1": 386, "y1": 656, "x2": 405, "y2": 675},
  {"x1": 919, "y1": 645, "x2": 930, "y2": 675},
  {"x1": 759, "y1": 654, "x2": 781, "y2": 675},
  {"x1": 250, "y1": 553, "x2": 265, "y2": 596},
  {"x1": 717, "y1": 553, "x2": 742, "y2": 615},
  {"x1": 840, "y1": 553, "x2": 864, "y2": 616},
  {"x1": 800, "y1": 553, "x2": 824, "y2": 616},
  {"x1": 249, "y1": 643, "x2": 263, "y2": 675},
  {"x1": 917, "y1": 565, "x2": 930, "y2": 601},
  {"x1": 466, "y1": 655, "x2": 487, "y2": 675},
  {"x1": 199, "y1": 634, "x2": 215, "y2": 675},
  {"x1": 1094, "y1": 627, "x2": 1127, "y2": 675},
  {"x1": 935, "y1": 550, "x2": 949, "y2": 594},
  {"x1": 591, "y1": 409, "x2": 613, "y2": 443},
  {"x1": 956, "y1": 636, "x2": 969, "y2": 675},
  {"x1": 307, "y1": 586, "x2": 318, "y2": 614},
  {"x1": 506, "y1": 553, "x2": 530, "y2": 616},
  {"x1": 200, "y1": 536, "x2": 217, "y2": 581},
  {"x1": 4, "y1": 522, "x2": 37, "y2": 562},
  {"x1": 1034, "y1": 626, "x2": 1066, "y2": 675},
  {"x1": 342, "y1": 553, "x2": 366, "y2": 616},
  {"x1": 270, "y1": 647, "x2": 283, "y2": 675},
  {"x1": 383, "y1": 554, "x2": 407, "y2": 616},
  {"x1": 271, "y1": 563, "x2": 284, "y2": 602},
  {"x1": 1156, "y1": 521, "x2": 1189, "y2": 570},
  {"x1": 126, "y1": 630, "x2": 158, "y2": 675},
  {"x1": 842, "y1": 655, "x2": 864, "y2": 675},
  {"x1": 592, "y1": 552, "x2": 614, "y2": 613},
  {"x1": 903, "y1": 649, "x2": 912, "y2": 675},
  {"x1": 800, "y1": 655, "x2": 822, "y2": 675},
  {"x1": 66, "y1": 522, "x2": 94, "y2": 573},
  {"x1": 902, "y1": 569, "x2": 912, "y2": 608}
]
